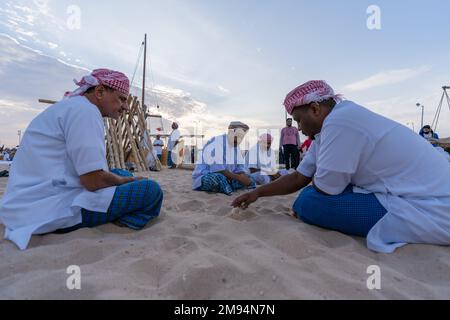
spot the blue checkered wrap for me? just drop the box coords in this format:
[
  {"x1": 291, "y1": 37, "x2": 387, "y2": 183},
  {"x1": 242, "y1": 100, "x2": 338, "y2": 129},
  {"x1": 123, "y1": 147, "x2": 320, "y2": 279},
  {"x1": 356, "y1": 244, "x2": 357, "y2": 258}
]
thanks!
[
  {"x1": 199, "y1": 172, "x2": 256, "y2": 196},
  {"x1": 293, "y1": 185, "x2": 387, "y2": 237},
  {"x1": 56, "y1": 169, "x2": 163, "y2": 232}
]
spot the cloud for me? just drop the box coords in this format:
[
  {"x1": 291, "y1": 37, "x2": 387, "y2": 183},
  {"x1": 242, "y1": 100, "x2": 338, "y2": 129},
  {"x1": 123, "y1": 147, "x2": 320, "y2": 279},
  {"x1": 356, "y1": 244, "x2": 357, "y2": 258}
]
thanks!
[
  {"x1": 344, "y1": 66, "x2": 432, "y2": 92},
  {"x1": 47, "y1": 41, "x2": 58, "y2": 49},
  {"x1": 0, "y1": 0, "x2": 69, "y2": 61},
  {"x1": 217, "y1": 85, "x2": 230, "y2": 94},
  {"x1": 0, "y1": 34, "x2": 273, "y2": 147}
]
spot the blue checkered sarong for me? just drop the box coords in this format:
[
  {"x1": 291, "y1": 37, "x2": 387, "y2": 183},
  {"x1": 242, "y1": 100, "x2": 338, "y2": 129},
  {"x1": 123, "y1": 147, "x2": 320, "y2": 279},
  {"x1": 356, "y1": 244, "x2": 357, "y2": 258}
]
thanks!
[
  {"x1": 293, "y1": 185, "x2": 387, "y2": 237},
  {"x1": 199, "y1": 172, "x2": 256, "y2": 196},
  {"x1": 56, "y1": 169, "x2": 163, "y2": 233}
]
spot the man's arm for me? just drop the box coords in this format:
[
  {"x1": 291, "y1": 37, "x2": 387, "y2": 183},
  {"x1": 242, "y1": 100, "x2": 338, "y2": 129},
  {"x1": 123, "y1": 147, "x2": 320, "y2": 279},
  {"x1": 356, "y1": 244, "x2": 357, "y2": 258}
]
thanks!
[
  {"x1": 80, "y1": 170, "x2": 137, "y2": 192},
  {"x1": 255, "y1": 171, "x2": 310, "y2": 198},
  {"x1": 220, "y1": 170, "x2": 252, "y2": 186},
  {"x1": 232, "y1": 171, "x2": 311, "y2": 208}
]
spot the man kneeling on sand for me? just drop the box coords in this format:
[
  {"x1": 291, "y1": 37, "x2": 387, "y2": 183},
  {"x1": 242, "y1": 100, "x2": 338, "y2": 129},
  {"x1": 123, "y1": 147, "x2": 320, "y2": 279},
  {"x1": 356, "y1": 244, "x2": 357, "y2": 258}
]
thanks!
[
  {"x1": 192, "y1": 121, "x2": 256, "y2": 195},
  {"x1": 232, "y1": 80, "x2": 450, "y2": 253},
  {"x1": 0, "y1": 69, "x2": 163, "y2": 250}
]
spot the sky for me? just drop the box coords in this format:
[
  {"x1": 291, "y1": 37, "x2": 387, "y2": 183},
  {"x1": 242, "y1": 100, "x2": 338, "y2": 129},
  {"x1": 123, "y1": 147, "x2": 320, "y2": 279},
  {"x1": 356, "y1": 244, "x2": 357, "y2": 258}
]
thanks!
[{"x1": 0, "y1": 0, "x2": 449, "y2": 147}]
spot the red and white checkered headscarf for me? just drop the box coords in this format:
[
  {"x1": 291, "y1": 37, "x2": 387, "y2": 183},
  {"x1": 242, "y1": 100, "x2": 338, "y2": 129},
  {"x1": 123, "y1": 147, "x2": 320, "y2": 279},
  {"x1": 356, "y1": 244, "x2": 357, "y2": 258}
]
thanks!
[
  {"x1": 283, "y1": 80, "x2": 342, "y2": 115},
  {"x1": 259, "y1": 133, "x2": 273, "y2": 143},
  {"x1": 64, "y1": 68, "x2": 130, "y2": 98}
]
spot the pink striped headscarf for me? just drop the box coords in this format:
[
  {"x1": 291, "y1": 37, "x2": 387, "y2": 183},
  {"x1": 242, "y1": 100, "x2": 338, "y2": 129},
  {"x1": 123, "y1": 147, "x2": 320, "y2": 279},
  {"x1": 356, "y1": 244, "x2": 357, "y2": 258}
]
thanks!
[
  {"x1": 65, "y1": 68, "x2": 130, "y2": 98},
  {"x1": 283, "y1": 80, "x2": 342, "y2": 115}
]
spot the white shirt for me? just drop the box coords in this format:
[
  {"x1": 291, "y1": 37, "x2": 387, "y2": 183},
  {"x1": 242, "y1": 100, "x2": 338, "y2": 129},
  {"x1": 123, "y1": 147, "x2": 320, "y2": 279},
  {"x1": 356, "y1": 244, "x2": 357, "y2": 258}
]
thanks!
[
  {"x1": 146, "y1": 148, "x2": 158, "y2": 168},
  {"x1": 153, "y1": 139, "x2": 164, "y2": 155},
  {"x1": 168, "y1": 129, "x2": 180, "y2": 151},
  {"x1": 2, "y1": 152, "x2": 10, "y2": 161},
  {"x1": 246, "y1": 143, "x2": 277, "y2": 173},
  {"x1": 0, "y1": 96, "x2": 116, "y2": 250},
  {"x1": 192, "y1": 134, "x2": 248, "y2": 189},
  {"x1": 298, "y1": 100, "x2": 450, "y2": 253}
]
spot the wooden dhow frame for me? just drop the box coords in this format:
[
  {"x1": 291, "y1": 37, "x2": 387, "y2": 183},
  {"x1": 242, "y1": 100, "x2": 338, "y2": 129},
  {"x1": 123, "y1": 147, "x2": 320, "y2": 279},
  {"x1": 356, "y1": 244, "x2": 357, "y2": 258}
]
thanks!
[
  {"x1": 104, "y1": 94, "x2": 162, "y2": 172},
  {"x1": 39, "y1": 95, "x2": 162, "y2": 173}
]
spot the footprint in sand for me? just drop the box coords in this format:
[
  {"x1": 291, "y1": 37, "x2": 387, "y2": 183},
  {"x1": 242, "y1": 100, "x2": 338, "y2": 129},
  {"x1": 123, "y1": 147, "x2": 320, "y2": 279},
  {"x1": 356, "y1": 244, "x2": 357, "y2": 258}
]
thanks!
[
  {"x1": 177, "y1": 199, "x2": 205, "y2": 211},
  {"x1": 227, "y1": 207, "x2": 257, "y2": 221},
  {"x1": 214, "y1": 205, "x2": 232, "y2": 216},
  {"x1": 258, "y1": 208, "x2": 275, "y2": 215}
]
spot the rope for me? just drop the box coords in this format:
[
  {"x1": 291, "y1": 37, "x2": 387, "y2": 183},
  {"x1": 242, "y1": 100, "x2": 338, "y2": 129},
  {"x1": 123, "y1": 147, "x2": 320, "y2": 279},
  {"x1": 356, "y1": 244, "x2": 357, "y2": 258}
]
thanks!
[
  {"x1": 432, "y1": 87, "x2": 450, "y2": 132},
  {"x1": 130, "y1": 42, "x2": 144, "y2": 90}
]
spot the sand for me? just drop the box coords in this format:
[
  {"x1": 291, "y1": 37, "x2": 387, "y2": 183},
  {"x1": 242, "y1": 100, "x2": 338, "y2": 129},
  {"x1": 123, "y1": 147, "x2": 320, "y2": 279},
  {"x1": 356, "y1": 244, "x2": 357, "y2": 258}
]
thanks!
[{"x1": 0, "y1": 167, "x2": 449, "y2": 299}]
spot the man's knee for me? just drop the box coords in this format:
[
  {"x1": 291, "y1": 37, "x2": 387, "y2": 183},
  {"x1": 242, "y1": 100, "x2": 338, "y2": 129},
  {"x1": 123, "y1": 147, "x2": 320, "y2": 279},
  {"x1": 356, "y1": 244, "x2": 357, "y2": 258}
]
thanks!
[
  {"x1": 148, "y1": 179, "x2": 163, "y2": 198},
  {"x1": 142, "y1": 180, "x2": 164, "y2": 210},
  {"x1": 293, "y1": 185, "x2": 319, "y2": 222}
]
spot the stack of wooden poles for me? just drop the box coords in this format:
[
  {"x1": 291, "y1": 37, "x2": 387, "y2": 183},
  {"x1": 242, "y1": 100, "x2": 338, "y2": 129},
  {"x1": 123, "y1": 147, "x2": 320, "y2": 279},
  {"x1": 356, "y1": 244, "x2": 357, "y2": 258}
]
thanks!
[{"x1": 104, "y1": 95, "x2": 162, "y2": 172}]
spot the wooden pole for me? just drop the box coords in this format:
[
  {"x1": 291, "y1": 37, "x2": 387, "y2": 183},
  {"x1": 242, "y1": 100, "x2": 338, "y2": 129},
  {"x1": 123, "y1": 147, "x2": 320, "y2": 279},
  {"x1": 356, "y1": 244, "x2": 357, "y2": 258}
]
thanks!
[
  {"x1": 142, "y1": 33, "x2": 147, "y2": 111},
  {"x1": 38, "y1": 99, "x2": 57, "y2": 104}
]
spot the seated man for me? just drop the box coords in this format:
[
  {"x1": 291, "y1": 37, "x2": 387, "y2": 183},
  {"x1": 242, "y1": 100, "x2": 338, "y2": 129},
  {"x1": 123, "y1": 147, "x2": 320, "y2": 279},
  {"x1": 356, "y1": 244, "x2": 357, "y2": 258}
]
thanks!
[
  {"x1": 419, "y1": 125, "x2": 439, "y2": 143},
  {"x1": 153, "y1": 135, "x2": 164, "y2": 162},
  {"x1": 0, "y1": 69, "x2": 163, "y2": 250},
  {"x1": 232, "y1": 80, "x2": 450, "y2": 253},
  {"x1": 246, "y1": 133, "x2": 289, "y2": 185},
  {"x1": 192, "y1": 121, "x2": 256, "y2": 195}
]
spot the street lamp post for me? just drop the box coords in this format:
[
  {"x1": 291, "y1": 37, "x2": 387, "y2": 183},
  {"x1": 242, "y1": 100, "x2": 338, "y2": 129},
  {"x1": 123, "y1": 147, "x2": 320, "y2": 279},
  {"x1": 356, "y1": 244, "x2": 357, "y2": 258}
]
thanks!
[
  {"x1": 416, "y1": 103, "x2": 424, "y2": 129},
  {"x1": 17, "y1": 130, "x2": 22, "y2": 146}
]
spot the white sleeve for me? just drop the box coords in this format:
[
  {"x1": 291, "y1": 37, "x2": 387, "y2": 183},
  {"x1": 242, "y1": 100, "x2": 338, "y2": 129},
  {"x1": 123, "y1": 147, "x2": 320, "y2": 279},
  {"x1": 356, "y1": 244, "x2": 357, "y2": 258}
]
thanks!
[
  {"x1": 246, "y1": 146, "x2": 259, "y2": 169},
  {"x1": 314, "y1": 124, "x2": 369, "y2": 195},
  {"x1": 173, "y1": 130, "x2": 181, "y2": 141},
  {"x1": 297, "y1": 140, "x2": 317, "y2": 177},
  {"x1": 64, "y1": 106, "x2": 109, "y2": 176}
]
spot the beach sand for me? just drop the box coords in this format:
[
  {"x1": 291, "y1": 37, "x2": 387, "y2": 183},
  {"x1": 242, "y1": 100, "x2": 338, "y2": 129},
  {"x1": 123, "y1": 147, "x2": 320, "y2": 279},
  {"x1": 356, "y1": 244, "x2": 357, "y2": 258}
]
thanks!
[{"x1": 0, "y1": 167, "x2": 449, "y2": 299}]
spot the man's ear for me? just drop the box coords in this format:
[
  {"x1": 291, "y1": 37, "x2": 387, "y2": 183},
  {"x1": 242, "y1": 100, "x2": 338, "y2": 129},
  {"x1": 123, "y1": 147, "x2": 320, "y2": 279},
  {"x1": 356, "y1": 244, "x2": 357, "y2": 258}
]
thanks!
[
  {"x1": 310, "y1": 102, "x2": 321, "y2": 116},
  {"x1": 94, "y1": 85, "x2": 105, "y2": 99}
]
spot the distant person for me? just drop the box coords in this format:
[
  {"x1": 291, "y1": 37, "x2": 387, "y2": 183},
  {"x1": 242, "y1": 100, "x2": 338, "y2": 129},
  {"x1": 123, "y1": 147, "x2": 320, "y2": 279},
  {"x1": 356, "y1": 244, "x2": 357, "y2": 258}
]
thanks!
[
  {"x1": 0, "y1": 69, "x2": 163, "y2": 250},
  {"x1": 233, "y1": 80, "x2": 450, "y2": 253},
  {"x1": 146, "y1": 148, "x2": 159, "y2": 171},
  {"x1": 192, "y1": 121, "x2": 256, "y2": 195},
  {"x1": 419, "y1": 125, "x2": 439, "y2": 146},
  {"x1": 168, "y1": 122, "x2": 181, "y2": 169},
  {"x1": 2, "y1": 150, "x2": 10, "y2": 161},
  {"x1": 246, "y1": 133, "x2": 289, "y2": 185},
  {"x1": 280, "y1": 118, "x2": 300, "y2": 170},
  {"x1": 152, "y1": 134, "x2": 164, "y2": 162}
]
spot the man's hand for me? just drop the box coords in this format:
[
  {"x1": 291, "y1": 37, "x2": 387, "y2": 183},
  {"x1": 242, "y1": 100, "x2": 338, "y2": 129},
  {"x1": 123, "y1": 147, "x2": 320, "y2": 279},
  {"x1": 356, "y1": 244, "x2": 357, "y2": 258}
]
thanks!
[
  {"x1": 231, "y1": 190, "x2": 259, "y2": 209},
  {"x1": 270, "y1": 173, "x2": 281, "y2": 181},
  {"x1": 236, "y1": 173, "x2": 252, "y2": 186},
  {"x1": 221, "y1": 170, "x2": 252, "y2": 187},
  {"x1": 119, "y1": 175, "x2": 146, "y2": 185},
  {"x1": 80, "y1": 170, "x2": 146, "y2": 192}
]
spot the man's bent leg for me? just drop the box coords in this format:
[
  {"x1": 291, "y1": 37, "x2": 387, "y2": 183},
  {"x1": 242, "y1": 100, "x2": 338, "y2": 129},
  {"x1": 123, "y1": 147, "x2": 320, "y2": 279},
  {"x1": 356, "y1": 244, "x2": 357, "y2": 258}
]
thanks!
[
  {"x1": 292, "y1": 185, "x2": 387, "y2": 237},
  {"x1": 111, "y1": 168, "x2": 133, "y2": 177},
  {"x1": 199, "y1": 173, "x2": 233, "y2": 195},
  {"x1": 114, "y1": 179, "x2": 163, "y2": 229},
  {"x1": 77, "y1": 179, "x2": 163, "y2": 230},
  {"x1": 230, "y1": 175, "x2": 257, "y2": 191}
]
